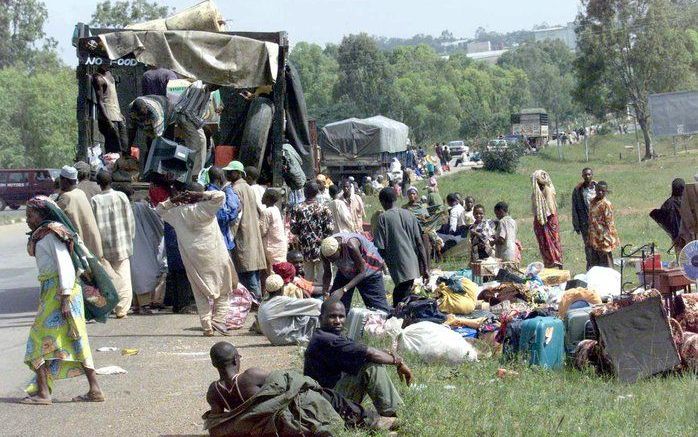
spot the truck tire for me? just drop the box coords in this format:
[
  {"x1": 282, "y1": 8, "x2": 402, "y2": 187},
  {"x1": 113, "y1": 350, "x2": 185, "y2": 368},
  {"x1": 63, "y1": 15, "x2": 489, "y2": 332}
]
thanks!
[
  {"x1": 0, "y1": 198, "x2": 6, "y2": 211},
  {"x1": 238, "y1": 97, "x2": 274, "y2": 170}
]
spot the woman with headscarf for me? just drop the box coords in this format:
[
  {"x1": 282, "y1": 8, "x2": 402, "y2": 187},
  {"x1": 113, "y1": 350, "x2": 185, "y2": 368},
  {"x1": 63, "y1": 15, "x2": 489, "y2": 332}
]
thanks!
[
  {"x1": 531, "y1": 170, "x2": 563, "y2": 268},
  {"x1": 21, "y1": 196, "x2": 104, "y2": 404}
]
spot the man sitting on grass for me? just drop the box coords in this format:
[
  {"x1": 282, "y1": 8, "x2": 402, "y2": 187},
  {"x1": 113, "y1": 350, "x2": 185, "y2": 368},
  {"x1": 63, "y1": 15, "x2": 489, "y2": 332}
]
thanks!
[
  {"x1": 203, "y1": 341, "x2": 395, "y2": 436},
  {"x1": 304, "y1": 298, "x2": 413, "y2": 419}
]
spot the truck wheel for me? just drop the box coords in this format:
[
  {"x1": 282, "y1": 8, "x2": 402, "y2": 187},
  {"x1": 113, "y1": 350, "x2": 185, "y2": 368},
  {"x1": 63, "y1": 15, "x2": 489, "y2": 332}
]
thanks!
[
  {"x1": 238, "y1": 97, "x2": 274, "y2": 169},
  {"x1": 0, "y1": 198, "x2": 6, "y2": 211},
  {"x1": 9, "y1": 204, "x2": 20, "y2": 210}
]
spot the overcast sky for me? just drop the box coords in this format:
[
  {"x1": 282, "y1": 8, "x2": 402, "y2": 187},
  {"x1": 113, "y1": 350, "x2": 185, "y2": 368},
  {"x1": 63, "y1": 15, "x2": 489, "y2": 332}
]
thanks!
[{"x1": 45, "y1": 0, "x2": 581, "y2": 64}]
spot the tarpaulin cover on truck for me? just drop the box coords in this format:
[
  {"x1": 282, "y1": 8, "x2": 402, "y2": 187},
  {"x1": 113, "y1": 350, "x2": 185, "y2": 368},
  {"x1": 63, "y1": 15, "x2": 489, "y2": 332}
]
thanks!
[
  {"x1": 98, "y1": 30, "x2": 279, "y2": 88},
  {"x1": 319, "y1": 115, "x2": 409, "y2": 160}
]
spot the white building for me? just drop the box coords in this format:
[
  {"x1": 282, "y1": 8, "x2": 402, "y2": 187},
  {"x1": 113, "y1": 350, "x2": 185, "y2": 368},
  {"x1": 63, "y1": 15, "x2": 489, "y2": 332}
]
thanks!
[{"x1": 532, "y1": 22, "x2": 576, "y2": 50}]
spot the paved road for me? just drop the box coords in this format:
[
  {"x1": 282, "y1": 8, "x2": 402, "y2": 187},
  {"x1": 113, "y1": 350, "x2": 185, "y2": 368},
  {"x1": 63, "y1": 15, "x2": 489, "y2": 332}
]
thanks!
[{"x1": 0, "y1": 223, "x2": 296, "y2": 436}]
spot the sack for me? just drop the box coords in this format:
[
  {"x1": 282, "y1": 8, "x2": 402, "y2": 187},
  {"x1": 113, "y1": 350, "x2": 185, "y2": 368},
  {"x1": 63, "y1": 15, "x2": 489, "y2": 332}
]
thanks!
[
  {"x1": 478, "y1": 283, "x2": 526, "y2": 305},
  {"x1": 495, "y1": 268, "x2": 525, "y2": 284},
  {"x1": 394, "y1": 295, "x2": 446, "y2": 327},
  {"x1": 681, "y1": 331, "x2": 698, "y2": 372},
  {"x1": 564, "y1": 307, "x2": 592, "y2": 353},
  {"x1": 539, "y1": 268, "x2": 571, "y2": 286},
  {"x1": 398, "y1": 321, "x2": 478, "y2": 364},
  {"x1": 585, "y1": 266, "x2": 621, "y2": 299},
  {"x1": 224, "y1": 284, "x2": 253, "y2": 330},
  {"x1": 518, "y1": 316, "x2": 565, "y2": 370},
  {"x1": 437, "y1": 279, "x2": 477, "y2": 315},
  {"x1": 591, "y1": 293, "x2": 681, "y2": 382},
  {"x1": 81, "y1": 257, "x2": 119, "y2": 322}
]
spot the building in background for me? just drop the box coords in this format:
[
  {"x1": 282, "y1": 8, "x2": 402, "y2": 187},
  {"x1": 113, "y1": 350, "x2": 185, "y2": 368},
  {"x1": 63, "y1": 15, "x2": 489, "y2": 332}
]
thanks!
[{"x1": 532, "y1": 22, "x2": 576, "y2": 50}]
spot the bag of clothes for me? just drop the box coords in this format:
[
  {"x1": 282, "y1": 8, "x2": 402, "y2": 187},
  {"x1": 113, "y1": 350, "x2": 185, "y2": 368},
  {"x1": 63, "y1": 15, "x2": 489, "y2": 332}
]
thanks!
[
  {"x1": 397, "y1": 321, "x2": 478, "y2": 364},
  {"x1": 394, "y1": 295, "x2": 446, "y2": 327},
  {"x1": 435, "y1": 276, "x2": 478, "y2": 315}
]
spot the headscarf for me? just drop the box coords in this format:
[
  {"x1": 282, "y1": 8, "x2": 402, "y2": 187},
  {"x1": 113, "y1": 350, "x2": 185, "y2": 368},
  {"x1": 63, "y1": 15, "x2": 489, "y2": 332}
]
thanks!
[
  {"x1": 26, "y1": 196, "x2": 87, "y2": 272},
  {"x1": 272, "y1": 262, "x2": 296, "y2": 285},
  {"x1": 320, "y1": 236, "x2": 340, "y2": 257},
  {"x1": 531, "y1": 170, "x2": 558, "y2": 225}
]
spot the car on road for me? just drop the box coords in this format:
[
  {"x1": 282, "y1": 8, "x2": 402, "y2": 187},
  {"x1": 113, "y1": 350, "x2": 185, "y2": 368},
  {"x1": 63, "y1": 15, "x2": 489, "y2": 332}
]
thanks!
[
  {"x1": 0, "y1": 169, "x2": 57, "y2": 211},
  {"x1": 447, "y1": 140, "x2": 469, "y2": 156}
]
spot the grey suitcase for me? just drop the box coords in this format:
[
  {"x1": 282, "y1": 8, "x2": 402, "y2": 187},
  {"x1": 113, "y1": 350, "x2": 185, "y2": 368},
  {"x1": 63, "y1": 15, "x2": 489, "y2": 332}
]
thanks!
[
  {"x1": 345, "y1": 308, "x2": 387, "y2": 340},
  {"x1": 564, "y1": 307, "x2": 593, "y2": 353}
]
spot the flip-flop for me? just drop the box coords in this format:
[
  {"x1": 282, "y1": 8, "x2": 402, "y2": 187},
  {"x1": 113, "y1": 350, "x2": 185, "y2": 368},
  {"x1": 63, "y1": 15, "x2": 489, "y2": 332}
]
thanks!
[
  {"x1": 72, "y1": 393, "x2": 105, "y2": 403},
  {"x1": 211, "y1": 322, "x2": 232, "y2": 337},
  {"x1": 19, "y1": 396, "x2": 52, "y2": 405}
]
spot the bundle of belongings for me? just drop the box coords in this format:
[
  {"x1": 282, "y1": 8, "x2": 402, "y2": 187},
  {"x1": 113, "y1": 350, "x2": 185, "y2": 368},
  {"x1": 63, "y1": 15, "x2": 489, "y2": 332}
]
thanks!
[{"x1": 573, "y1": 291, "x2": 698, "y2": 380}]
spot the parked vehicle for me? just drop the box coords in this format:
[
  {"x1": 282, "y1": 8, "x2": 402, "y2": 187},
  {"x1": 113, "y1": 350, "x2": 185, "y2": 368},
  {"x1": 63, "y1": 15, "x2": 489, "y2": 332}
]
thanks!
[
  {"x1": 511, "y1": 108, "x2": 549, "y2": 147},
  {"x1": 447, "y1": 140, "x2": 469, "y2": 156},
  {"x1": 0, "y1": 169, "x2": 57, "y2": 211}
]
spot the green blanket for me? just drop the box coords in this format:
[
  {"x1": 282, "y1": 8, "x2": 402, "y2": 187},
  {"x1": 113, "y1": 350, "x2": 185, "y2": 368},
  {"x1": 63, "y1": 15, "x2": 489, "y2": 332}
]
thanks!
[{"x1": 203, "y1": 370, "x2": 342, "y2": 436}]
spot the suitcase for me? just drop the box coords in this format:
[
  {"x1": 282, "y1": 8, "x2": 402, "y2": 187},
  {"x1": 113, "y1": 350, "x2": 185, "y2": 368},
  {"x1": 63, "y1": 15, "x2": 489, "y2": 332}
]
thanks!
[
  {"x1": 591, "y1": 293, "x2": 680, "y2": 382},
  {"x1": 345, "y1": 308, "x2": 387, "y2": 340},
  {"x1": 519, "y1": 316, "x2": 565, "y2": 370},
  {"x1": 564, "y1": 307, "x2": 592, "y2": 353}
]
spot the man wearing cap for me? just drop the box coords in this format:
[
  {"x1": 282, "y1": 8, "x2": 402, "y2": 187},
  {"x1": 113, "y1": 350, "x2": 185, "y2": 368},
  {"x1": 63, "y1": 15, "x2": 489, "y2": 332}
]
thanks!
[
  {"x1": 74, "y1": 161, "x2": 101, "y2": 201},
  {"x1": 91, "y1": 170, "x2": 136, "y2": 319},
  {"x1": 225, "y1": 161, "x2": 267, "y2": 299},
  {"x1": 56, "y1": 165, "x2": 104, "y2": 259},
  {"x1": 257, "y1": 273, "x2": 322, "y2": 346}
]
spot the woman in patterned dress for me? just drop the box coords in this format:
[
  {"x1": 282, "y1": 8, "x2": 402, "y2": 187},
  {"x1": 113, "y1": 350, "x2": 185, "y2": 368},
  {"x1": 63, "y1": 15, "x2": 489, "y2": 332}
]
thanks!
[{"x1": 21, "y1": 196, "x2": 104, "y2": 405}]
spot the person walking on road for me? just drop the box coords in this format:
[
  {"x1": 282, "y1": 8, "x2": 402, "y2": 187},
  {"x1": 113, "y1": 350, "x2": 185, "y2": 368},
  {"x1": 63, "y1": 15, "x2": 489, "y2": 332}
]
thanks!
[
  {"x1": 91, "y1": 171, "x2": 136, "y2": 319},
  {"x1": 571, "y1": 168, "x2": 596, "y2": 270},
  {"x1": 21, "y1": 196, "x2": 104, "y2": 405}
]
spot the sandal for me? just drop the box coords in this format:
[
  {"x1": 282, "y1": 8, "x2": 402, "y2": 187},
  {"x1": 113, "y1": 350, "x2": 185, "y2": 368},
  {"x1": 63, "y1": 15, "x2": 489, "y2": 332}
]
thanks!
[
  {"x1": 211, "y1": 322, "x2": 232, "y2": 336},
  {"x1": 72, "y1": 393, "x2": 105, "y2": 403},
  {"x1": 19, "y1": 396, "x2": 52, "y2": 405}
]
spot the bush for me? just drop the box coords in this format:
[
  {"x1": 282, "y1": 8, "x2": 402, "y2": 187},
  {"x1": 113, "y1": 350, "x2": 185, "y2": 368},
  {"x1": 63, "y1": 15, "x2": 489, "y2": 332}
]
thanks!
[{"x1": 481, "y1": 144, "x2": 523, "y2": 173}]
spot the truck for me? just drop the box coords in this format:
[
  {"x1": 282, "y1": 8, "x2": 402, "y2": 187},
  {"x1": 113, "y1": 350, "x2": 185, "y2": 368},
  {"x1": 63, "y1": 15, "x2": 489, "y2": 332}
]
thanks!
[
  {"x1": 318, "y1": 115, "x2": 410, "y2": 182},
  {"x1": 72, "y1": 15, "x2": 315, "y2": 186},
  {"x1": 511, "y1": 108, "x2": 549, "y2": 147}
]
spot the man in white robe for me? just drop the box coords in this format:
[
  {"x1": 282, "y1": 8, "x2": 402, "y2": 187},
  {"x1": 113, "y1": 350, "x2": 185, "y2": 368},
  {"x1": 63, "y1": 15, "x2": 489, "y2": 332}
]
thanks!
[{"x1": 156, "y1": 186, "x2": 238, "y2": 336}]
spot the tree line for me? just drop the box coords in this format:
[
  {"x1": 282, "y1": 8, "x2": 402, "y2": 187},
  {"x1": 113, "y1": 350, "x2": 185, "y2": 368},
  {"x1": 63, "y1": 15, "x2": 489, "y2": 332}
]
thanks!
[{"x1": 0, "y1": 0, "x2": 696, "y2": 168}]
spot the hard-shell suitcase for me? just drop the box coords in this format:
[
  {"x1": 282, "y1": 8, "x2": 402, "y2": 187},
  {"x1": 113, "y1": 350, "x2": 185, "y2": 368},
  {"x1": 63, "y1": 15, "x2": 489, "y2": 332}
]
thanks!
[
  {"x1": 564, "y1": 307, "x2": 592, "y2": 353},
  {"x1": 519, "y1": 316, "x2": 565, "y2": 370},
  {"x1": 345, "y1": 308, "x2": 387, "y2": 340}
]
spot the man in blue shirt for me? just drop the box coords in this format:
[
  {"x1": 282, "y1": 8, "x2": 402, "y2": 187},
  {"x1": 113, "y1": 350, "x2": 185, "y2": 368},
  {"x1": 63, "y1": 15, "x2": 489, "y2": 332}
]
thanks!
[{"x1": 205, "y1": 167, "x2": 240, "y2": 256}]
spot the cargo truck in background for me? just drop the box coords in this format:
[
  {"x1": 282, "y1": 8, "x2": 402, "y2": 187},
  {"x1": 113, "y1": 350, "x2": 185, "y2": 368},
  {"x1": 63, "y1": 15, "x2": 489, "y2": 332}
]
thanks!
[{"x1": 511, "y1": 108, "x2": 549, "y2": 148}]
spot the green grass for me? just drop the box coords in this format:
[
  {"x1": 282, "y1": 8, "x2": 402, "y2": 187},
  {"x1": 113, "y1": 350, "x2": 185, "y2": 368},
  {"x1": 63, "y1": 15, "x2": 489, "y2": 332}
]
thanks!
[
  {"x1": 345, "y1": 134, "x2": 698, "y2": 435},
  {"x1": 366, "y1": 134, "x2": 698, "y2": 283}
]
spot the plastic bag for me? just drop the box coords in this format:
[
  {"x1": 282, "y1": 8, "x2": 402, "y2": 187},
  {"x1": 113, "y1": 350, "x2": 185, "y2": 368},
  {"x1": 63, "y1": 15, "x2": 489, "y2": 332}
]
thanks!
[
  {"x1": 585, "y1": 266, "x2": 621, "y2": 299},
  {"x1": 398, "y1": 321, "x2": 478, "y2": 364},
  {"x1": 209, "y1": 284, "x2": 253, "y2": 330}
]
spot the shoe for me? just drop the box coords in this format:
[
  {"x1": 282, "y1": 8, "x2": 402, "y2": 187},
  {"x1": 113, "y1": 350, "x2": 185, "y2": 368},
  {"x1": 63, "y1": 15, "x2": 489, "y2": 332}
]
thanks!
[
  {"x1": 203, "y1": 330, "x2": 214, "y2": 337},
  {"x1": 371, "y1": 416, "x2": 398, "y2": 431}
]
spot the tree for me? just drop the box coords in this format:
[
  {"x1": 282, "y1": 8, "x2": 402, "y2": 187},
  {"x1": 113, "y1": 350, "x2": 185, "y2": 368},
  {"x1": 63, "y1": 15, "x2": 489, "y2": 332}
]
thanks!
[
  {"x1": 91, "y1": 0, "x2": 173, "y2": 28},
  {"x1": 0, "y1": 0, "x2": 56, "y2": 68},
  {"x1": 0, "y1": 66, "x2": 78, "y2": 168},
  {"x1": 575, "y1": 0, "x2": 694, "y2": 159},
  {"x1": 289, "y1": 42, "x2": 340, "y2": 115},
  {"x1": 334, "y1": 34, "x2": 395, "y2": 117}
]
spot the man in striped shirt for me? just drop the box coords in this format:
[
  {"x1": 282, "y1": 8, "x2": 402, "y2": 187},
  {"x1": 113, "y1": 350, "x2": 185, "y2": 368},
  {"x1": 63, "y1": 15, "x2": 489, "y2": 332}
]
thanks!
[{"x1": 91, "y1": 170, "x2": 136, "y2": 318}]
